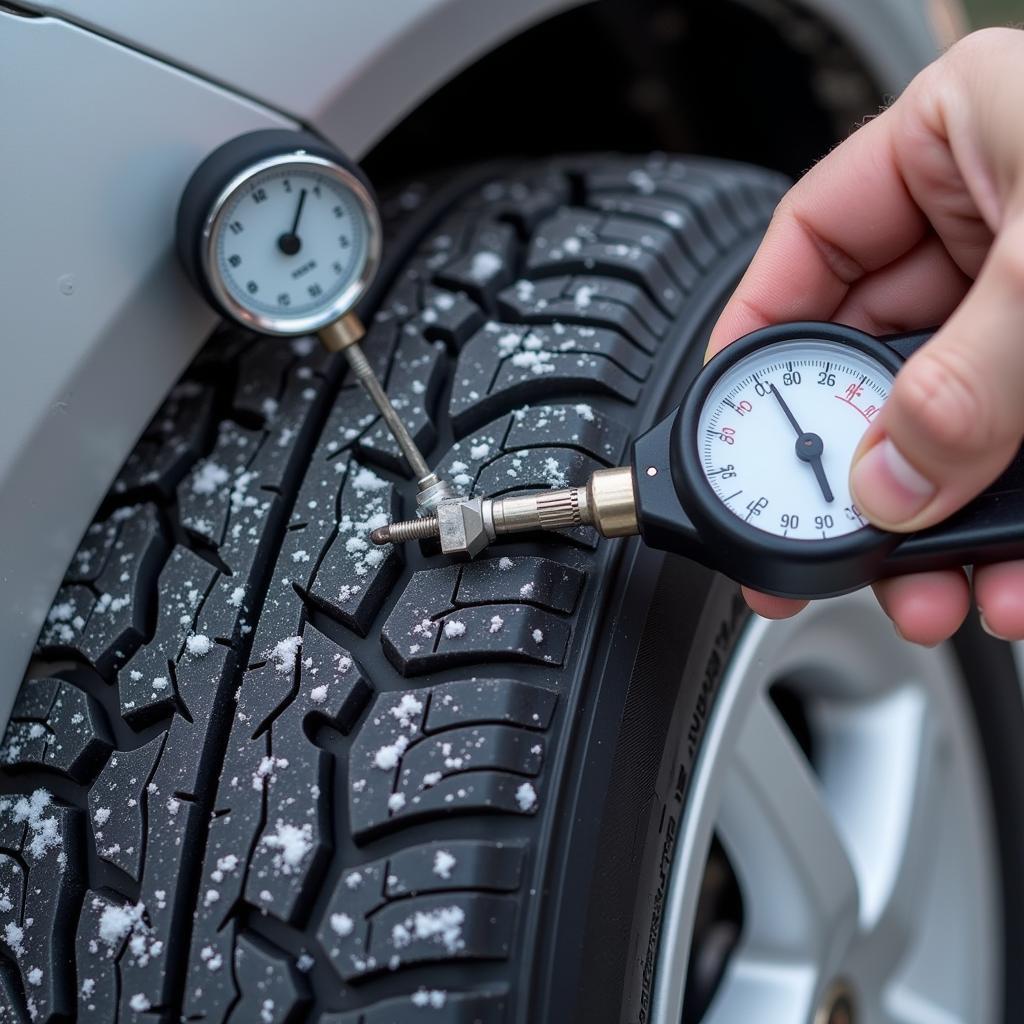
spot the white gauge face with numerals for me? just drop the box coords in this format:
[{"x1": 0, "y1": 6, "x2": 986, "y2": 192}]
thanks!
[
  {"x1": 698, "y1": 339, "x2": 894, "y2": 540},
  {"x1": 203, "y1": 154, "x2": 378, "y2": 335}
]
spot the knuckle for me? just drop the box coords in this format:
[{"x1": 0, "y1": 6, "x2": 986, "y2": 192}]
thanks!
[{"x1": 894, "y1": 347, "x2": 1007, "y2": 455}]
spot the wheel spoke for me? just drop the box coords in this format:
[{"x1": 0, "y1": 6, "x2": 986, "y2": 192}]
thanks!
[
  {"x1": 717, "y1": 693, "x2": 859, "y2": 967},
  {"x1": 704, "y1": 953, "x2": 817, "y2": 1024},
  {"x1": 881, "y1": 984, "x2": 968, "y2": 1024},
  {"x1": 817, "y1": 687, "x2": 947, "y2": 974}
]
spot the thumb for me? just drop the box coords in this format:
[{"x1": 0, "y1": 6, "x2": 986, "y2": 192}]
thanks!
[{"x1": 850, "y1": 219, "x2": 1024, "y2": 532}]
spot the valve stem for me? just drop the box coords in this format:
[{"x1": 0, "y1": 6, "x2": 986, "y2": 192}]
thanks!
[{"x1": 369, "y1": 466, "x2": 639, "y2": 557}]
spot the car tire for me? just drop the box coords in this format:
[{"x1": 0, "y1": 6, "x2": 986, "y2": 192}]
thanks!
[{"x1": 2, "y1": 154, "x2": 1021, "y2": 1024}]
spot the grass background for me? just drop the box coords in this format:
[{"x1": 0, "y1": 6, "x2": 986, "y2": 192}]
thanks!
[{"x1": 966, "y1": 0, "x2": 1021, "y2": 25}]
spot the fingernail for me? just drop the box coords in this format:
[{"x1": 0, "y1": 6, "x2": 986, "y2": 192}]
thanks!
[
  {"x1": 893, "y1": 622, "x2": 939, "y2": 648},
  {"x1": 850, "y1": 438, "x2": 936, "y2": 526},
  {"x1": 979, "y1": 610, "x2": 1009, "y2": 641}
]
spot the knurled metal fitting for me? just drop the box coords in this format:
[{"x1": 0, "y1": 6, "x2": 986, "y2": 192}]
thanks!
[{"x1": 369, "y1": 465, "x2": 640, "y2": 557}]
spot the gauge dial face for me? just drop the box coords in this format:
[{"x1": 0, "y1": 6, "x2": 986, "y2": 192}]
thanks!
[
  {"x1": 204, "y1": 156, "x2": 376, "y2": 335},
  {"x1": 697, "y1": 339, "x2": 894, "y2": 540}
]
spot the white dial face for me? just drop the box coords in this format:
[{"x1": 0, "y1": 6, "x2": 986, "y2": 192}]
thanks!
[
  {"x1": 210, "y1": 161, "x2": 370, "y2": 329},
  {"x1": 698, "y1": 339, "x2": 893, "y2": 540}
]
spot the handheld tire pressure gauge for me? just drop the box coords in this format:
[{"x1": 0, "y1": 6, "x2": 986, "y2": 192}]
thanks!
[
  {"x1": 372, "y1": 321, "x2": 1024, "y2": 599},
  {"x1": 176, "y1": 129, "x2": 453, "y2": 510}
]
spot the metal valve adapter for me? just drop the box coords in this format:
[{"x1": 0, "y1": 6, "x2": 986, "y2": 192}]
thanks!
[{"x1": 369, "y1": 466, "x2": 639, "y2": 556}]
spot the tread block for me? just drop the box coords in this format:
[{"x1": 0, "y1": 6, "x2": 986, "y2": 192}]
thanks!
[
  {"x1": 496, "y1": 276, "x2": 664, "y2": 354},
  {"x1": 75, "y1": 504, "x2": 166, "y2": 673},
  {"x1": 230, "y1": 934, "x2": 308, "y2": 1024},
  {"x1": 37, "y1": 505, "x2": 166, "y2": 673},
  {"x1": 117, "y1": 546, "x2": 218, "y2": 725},
  {"x1": 1, "y1": 678, "x2": 111, "y2": 781},
  {"x1": 178, "y1": 422, "x2": 263, "y2": 547},
  {"x1": 318, "y1": 842, "x2": 518, "y2": 982},
  {"x1": 589, "y1": 192, "x2": 720, "y2": 269},
  {"x1": 322, "y1": 988, "x2": 508, "y2": 1024},
  {"x1": 112, "y1": 381, "x2": 216, "y2": 498},
  {"x1": 76, "y1": 891, "x2": 128, "y2": 1022},
  {"x1": 455, "y1": 555, "x2": 583, "y2": 612},
  {"x1": 503, "y1": 404, "x2": 630, "y2": 464},
  {"x1": 383, "y1": 563, "x2": 574, "y2": 674},
  {"x1": 385, "y1": 840, "x2": 525, "y2": 899},
  {"x1": 585, "y1": 163, "x2": 746, "y2": 247},
  {"x1": 370, "y1": 893, "x2": 516, "y2": 973},
  {"x1": 245, "y1": 625, "x2": 372, "y2": 922},
  {"x1": 424, "y1": 679, "x2": 557, "y2": 732},
  {"x1": 435, "y1": 606, "x2": 570, "y2": 667},
  {"x1": 448, "y1": 321, "x2": 647, "y2": 433},
  {"x1": 0, "y1": 792, "x2": 81, "y2": 1022},
  {"x1": 419, "y1": 288, "x2": 486, "y2": 350},
  {"x1": 433, "y1": 220, "x2": 518, "y2": 308},
  {"x1": 348, "y1": 681, "x2": 550, "y2": 836},
  {"x1": 245, "y1": 368, "x2": 331, "y2": 490},
  {"x1": 233, "y1": 335, "x2": 329, "y2": 422},
  {"x1": 88, "y1": 736, "x2": 164, "y2": 883},
  {"x1": 474, "y1": 168, "x2": 569, "y2": 232},
  {"x1": 398, "y1": 724, "x2": 543, "y2": 788},
  {"x1": 525, "y1": 208, "x2": 692, "y2": 309},
  {"x1": 36, "y1": 585, "x2": 95, "y2": 652},
  {"x1": 115, "y1": 793, "x2": 201, "y2": 1013},
  {"x1": 307, "y1": 459, "x2": 403, "y2": 636}
]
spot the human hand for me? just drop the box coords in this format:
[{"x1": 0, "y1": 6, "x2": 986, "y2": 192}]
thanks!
[{"x1": 706, "y1": 27, "x2": 1024, "y2": 644}]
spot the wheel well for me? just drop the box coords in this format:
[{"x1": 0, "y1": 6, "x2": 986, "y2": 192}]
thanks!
[{"x1": 363, "y1": 0, "x2": 886, "y2": 188}]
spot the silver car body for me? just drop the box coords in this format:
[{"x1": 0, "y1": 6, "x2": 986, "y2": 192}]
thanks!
[{"x1": 0, "y1": 1, "x2": 956, "y2": 718}]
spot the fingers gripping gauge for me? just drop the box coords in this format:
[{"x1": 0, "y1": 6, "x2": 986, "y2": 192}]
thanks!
[{"x1": 176, "y1": 130, "x2": 454, "y2": 510}]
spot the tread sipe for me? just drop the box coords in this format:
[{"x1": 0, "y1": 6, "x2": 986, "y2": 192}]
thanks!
[{"x1": 0, "y1": 155, "x2": 785, "y2": 1022}]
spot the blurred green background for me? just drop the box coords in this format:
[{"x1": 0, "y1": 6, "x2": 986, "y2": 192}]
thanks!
[{"x1": 967, "y1": 0, "x2": 1021, "y2": 25}]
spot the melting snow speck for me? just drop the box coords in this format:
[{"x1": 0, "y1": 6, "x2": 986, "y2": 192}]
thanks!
[
  {"x1": 391, "y1": 906, "x2": 465, "y2": 954},
  {"x1": 330, "y1": 912, "x2": 354, "y2": 937},
  {"x1": 498, "y1": 557, "x2": 514, "y2": 571},
  {"x1": 433, "y1": 849, "x2": 457, "y2": 879},
  {"x1": 191, "y1": 462, "x2": 229, "y2": 495},
  {"x1": 412, "y1": 989, "x2": 448, "y2": 1009},
  {"x1": 12, "y1": 789, "x2": 61, "y2": 859},
  {"x1": 443, "y1": 620, "x2": 466, "y2": 639},
  {"x1": 185, "y1": 634, "x2": 213, "y2": 658},
  {"x1": 268, "y1": 636, "x2": 302, "y2": 674},
  {"x1": 261, "y1": 821, "x2": 312, "y2": 873},
  {"x1": 469, "y1": 251, "x2": 502, "y2": 281},
  {"x1": 516, "y1": 782, "x2": 538, "y2": 812}
]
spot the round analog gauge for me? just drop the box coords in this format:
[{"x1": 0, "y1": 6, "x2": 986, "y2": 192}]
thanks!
[
  {"x1": 200, "y1": 153, "x2": 379, "y2": 335},
  {"x1": 697, "y1": 338, "x2": 894, "y2": 540}
]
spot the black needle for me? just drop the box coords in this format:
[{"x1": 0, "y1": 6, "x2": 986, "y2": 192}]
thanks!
[
  {"x1": 769, "y1": 383, "x2": 803, "y2": 435},
  {"x1": 277, "y1": 188, "x2": 307, "y2": 256},
  {"x1": 769, "y1": 383, "x2": 835, "y2": 503}
]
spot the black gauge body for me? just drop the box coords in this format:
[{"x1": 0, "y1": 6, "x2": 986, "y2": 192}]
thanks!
[{"x1": 633, "y1": 322, "x2": 1024, "y2": 599}]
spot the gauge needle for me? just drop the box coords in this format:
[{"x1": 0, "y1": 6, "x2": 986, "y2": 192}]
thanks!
[
  {"x1": 277, "y1": 189, "x2": 307, "y2": 256},
  {"x1": 769, "y1": 384, "x2": 834, "y2": 503}
]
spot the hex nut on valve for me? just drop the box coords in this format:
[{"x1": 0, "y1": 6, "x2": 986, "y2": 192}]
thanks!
[{"x1": 436, "y1": 497, "x2": 491, "y2": 558}]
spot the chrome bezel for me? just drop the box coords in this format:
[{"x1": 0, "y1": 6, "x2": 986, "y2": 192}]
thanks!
[{"x1": 200, "y1": 151, "x2": 381, "y2": 337}]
